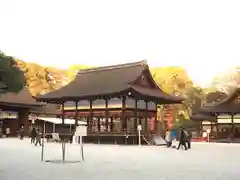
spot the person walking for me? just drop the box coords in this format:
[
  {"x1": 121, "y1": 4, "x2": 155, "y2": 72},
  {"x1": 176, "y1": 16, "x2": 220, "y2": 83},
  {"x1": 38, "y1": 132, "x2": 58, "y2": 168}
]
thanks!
[
  {"x1": 177, "y1": 127, "x2": 187, "y2": 150},
  {"x1": 165, "y1": 129, "x2": 172, "y2": 147},
  {"x1": 30, "y1": 127, "x2": 37, "y2": 144},
  {"x1": 19, "y1": 125, "x2": 24, "y2": 140},
  {"x1": 185, "y1": 130, "x2": 192, "y2": 149},
  {"x1": 35, "y1": 128, "x2": 42, "y2": 146},
  {"x1": 6, "y1": 127, "x2": 10, "y2": 137}
]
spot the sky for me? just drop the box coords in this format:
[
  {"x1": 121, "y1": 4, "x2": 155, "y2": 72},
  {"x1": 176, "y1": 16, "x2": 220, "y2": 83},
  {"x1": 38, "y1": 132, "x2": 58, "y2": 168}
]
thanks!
[{"x1": 1, "y1": 0, "x2": 240, "y2": 87}]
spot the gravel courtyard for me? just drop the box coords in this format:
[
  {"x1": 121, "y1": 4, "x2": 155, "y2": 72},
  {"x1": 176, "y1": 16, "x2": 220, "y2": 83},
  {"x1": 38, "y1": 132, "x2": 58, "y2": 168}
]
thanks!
[{"x1": 1, "y1": 138, "x2": 240, "y2": 180}]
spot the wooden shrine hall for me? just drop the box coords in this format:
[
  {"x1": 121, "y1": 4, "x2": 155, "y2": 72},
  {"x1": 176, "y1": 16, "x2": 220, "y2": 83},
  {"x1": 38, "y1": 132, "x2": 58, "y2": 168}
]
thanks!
[
  {"x1": 36, "y1": 60, "x2": 184, "y2": 144},
  {"x1": 0, "y1": 88, "x2": 42, "y2": 136},
  {"x1": 0, "y1": 87, "x2": 67, "y2": 137},
  {"x1": 198, "y1": 87, "x2": 240, "y2": 139}
]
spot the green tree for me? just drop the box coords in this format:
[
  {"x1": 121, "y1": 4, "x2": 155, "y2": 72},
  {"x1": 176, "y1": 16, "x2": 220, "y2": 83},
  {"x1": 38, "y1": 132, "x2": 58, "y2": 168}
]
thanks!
[{"x1": 0, "y1": 51, "x2": 26, "y2": 93}]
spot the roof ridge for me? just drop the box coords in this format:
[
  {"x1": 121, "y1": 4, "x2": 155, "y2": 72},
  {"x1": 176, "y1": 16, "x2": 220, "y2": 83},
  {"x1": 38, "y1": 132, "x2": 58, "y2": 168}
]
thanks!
[{"x1": 77, "y1": 60, "x2": 147, "y2": 74}]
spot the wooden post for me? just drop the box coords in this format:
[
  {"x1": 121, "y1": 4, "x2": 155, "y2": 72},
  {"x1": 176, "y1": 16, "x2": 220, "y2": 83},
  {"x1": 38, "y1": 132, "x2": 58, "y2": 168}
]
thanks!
[
  {"x1": 121, "y1": 96, "x2": 126, "y2": 131},
  {"x1": 231, "y1": 114, "x2": 235, "y2": 139},
  {"x1": 61, "y1": 102, "x2": 65, "y2": 124},
  {"x1": 110, "y1": 117, "x2": 114, "y2": 132},
  {"x1": 154, "y1": 101, "x2": 158, "y2": 133},
  {"x1": 86, "y1": 116, "x2": 89, "y2": 131},
  {"x1": 97, "y1": 117, "x2": 101, "y2": 132},
  {"x1": 105, "y1": 99, "x2": 109, "y2": 131},
  {"x1": 89, "y1": 100, "x2": 93, "y2": 132},
  {"x1": 145, "y1": 101, "x2": 148, "y2": 132},
  {"x1": 75, "y1": 101, "x2": 78, "y2": 127},
  {"x1": 134, "y1": 99, "x2": 138, "y2": 131},
  {"x1": 216, "y1": 122, "x2": 219, "y2": 139},
  {"x1": 210, "y1": 121, "x2": 213, "y2": 139}
]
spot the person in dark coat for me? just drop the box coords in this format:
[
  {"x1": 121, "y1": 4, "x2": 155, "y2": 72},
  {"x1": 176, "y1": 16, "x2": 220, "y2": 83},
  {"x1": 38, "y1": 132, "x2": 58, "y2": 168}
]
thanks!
[
  {"x1": 35, "y1": 128, "x2": 42, "y2": 146},
  {"x1": 19, "y1": 126, "x2": 24, "y2": 140},
  {"x1": 30, "y1": 127, "x2": 37, "y2": 144},
  {"x1": 185, "y1": 130, "x2": 192, "y2": 149},
  {"x1": 177, "y1": 127, "x2": 187, "y2": 150}
]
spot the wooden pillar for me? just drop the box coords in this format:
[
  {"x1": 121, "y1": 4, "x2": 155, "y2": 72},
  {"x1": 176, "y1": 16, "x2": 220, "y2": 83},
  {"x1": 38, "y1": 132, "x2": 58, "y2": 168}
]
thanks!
[
  {"x1": 74, "y1": 101, "x2": 78, "y2": 127},
  {"x1": 216, "y1": 122, "x2": 219, "y2": 139},
  {"x1": 231, "y1": 113, "x2": 235, "y2": 139},
  {"x1": 154, "y1": 101, "x2": 158, "y2": 133},
  {"x1": 89, "y1": 100, "x2": 93, "y2": 132},
  {"x1": 110, "y1": 117, "x2": 113, "y2": 132},
  {"x1": 214, "y1": 113, "x2": 218, "y2": 139},
  {"x1": 86, "y1": 116, "x2": 89, "y2": 131},
  {"x1": 133, "y1": 99, "x2": 138, "y2": 131},
  {"x1": 121, "y1": 96, "x2": 126, "y2": 131},
  {"x1": 97, "y1": 117, "x2": 101, "y2": 132},
  {"x1": 61, "y1": 102, "x2": 65, "y2": 124},
  {"x1": 105, "y1": 99, "x2": 109, "y2": 131},
  {"x1": 210, "y1": 121, "x2": 213, "y2": 138},
  {"x1": 145, "y1": 101, "x2": 148, "y2": 132}
]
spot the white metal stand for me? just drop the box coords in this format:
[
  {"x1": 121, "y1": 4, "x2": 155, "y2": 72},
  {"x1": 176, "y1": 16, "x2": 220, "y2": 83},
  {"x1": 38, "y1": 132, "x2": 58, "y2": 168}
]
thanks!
[
  {"x1": 137, "y1": 125, "x2": 142, "y2": 146},
  {"x1": 41, "y1": 123, "x2": 46, "y2": 161},
  {"x1": 72, "y1": 135, "x2": 77, "y2": 145},
  {"x1": 80, "y1": 136, "x2": 84, "y2": 161}
]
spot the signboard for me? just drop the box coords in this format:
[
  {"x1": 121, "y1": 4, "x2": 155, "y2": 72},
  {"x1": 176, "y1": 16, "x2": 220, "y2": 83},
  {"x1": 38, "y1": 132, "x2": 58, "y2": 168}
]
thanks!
[
  {"x1": 75, "y1": 125, "x2": 87, "y2": 137},
  {"x1": 0, "y1": 111, "x2": 18, "y2": 119}
]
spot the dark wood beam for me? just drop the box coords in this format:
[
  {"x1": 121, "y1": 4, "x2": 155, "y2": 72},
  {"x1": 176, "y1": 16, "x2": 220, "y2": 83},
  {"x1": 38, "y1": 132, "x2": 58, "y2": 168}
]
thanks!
[
  {"x1": 145, "y1": 100, "x2": 148, "y2": 132},
  {"x1": 74, "y1": 101, "x2": 78, "y2": 127},
  {"x1": 105, "y1": 98, "x2": 109, "y2": 131},
  {"x1": 61, "y1": 101, "x2": 65, "y2": 124},
  {"x1": 89, "y1": 100, "x2": 93, "y2": 132},
  {"x1": 134, "y1": 98, "x2": 138, "y2": 131},
  {"x1": 121, "y1": 96, "x2": 126, "y2": 131}
]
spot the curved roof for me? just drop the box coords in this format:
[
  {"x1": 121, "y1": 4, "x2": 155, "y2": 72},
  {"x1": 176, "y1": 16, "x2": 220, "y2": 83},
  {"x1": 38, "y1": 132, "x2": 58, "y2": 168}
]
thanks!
[
  {"x1": 0, "y1": 88, "x2": 41, "y2": 107},
  {"x1": 36, "y1": 60, "x2": 184, "y2": 103},
  {"x1": 199, "y1": 87, "x2": 240, "y2": 114}
]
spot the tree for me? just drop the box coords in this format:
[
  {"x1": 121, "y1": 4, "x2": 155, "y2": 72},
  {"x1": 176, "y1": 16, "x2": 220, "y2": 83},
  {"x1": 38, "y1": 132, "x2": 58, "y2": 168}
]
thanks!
[
  {"x1": 151, "y1": 66, "x2": 192, "y2": 94},
  {"x1": 184, "y1": 86, "x2": 204, "y2": 114},
  {"x1": 211, "y1": 67, "x2": 240, "y2": 93},
  {"x1": 151, "y1": 67, "x2": 195, "y2": 130},
  {"x1": 16, "y1": 59, "x2": 69, "y2": 96},
  {"x1": 0, "y1": 51, "x2": 26, "y2": 94}
]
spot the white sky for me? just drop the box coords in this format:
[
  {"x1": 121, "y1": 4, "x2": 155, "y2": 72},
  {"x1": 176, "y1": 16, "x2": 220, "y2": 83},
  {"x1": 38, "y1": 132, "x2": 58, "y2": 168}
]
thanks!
[{"x1": 0, "y1": 0, "x2": 240, "y2": 87}]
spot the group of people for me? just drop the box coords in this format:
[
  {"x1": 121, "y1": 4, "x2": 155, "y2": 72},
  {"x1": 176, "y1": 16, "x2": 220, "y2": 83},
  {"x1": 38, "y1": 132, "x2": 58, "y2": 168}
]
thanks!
[
  {"x1": 30, "y1": 127, "x2": 42, "y2": 146},
  {"x1": 165, "y1": 127, "x2": 192, "y2": 150}
]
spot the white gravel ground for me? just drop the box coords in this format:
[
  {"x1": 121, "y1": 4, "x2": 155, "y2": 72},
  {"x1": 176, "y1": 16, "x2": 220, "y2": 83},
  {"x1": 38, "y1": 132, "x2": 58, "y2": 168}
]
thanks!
[{"x1": 1, "y1": 138, "x2": 240, "y2": 180}]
